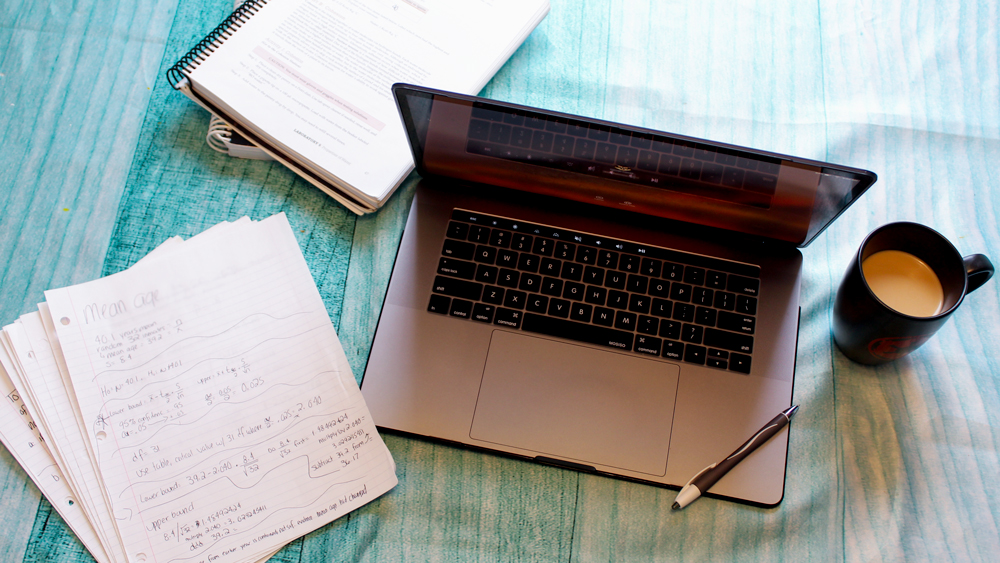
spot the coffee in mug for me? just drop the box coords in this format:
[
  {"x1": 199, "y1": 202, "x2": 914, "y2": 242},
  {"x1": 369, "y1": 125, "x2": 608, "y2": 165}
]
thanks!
[
  {"x1": 861, "y1": 250, "x2": 944, "y2": 317},
  {"x1": 833, "y1": 222, "x2": 994, "y2": 364}
]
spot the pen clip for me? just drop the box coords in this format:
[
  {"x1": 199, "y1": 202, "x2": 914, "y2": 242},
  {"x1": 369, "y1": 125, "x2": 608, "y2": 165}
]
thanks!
[{"x1": 682, "y1": 462, "x2": 717, "y2": 487}]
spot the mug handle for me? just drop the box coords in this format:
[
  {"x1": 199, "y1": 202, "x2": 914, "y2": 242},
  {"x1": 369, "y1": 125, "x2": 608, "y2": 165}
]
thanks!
[{"x1": 964, "y1": 254, "x2": 995, "y2": 293}]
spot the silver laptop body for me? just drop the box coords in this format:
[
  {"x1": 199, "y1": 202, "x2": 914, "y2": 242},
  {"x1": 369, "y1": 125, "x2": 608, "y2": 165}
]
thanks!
[{"x1": 362, "y1": 85, "x2": 876, "y2": 506}]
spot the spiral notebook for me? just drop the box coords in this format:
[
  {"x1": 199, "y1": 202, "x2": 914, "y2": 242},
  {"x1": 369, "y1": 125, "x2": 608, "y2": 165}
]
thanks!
[{"x1": 167, "y1": 0, "x2": 550, "y2": 214}]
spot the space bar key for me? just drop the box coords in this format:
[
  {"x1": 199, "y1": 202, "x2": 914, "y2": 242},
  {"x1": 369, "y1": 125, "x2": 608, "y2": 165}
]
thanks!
[{"x1": 521, "y1": 313, "x2": 634, "y2": 352}]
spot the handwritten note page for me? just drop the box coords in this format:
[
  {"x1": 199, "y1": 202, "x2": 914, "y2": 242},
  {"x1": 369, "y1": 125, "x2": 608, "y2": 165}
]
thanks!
[
  {"x1": 2, "y1": 315, "x2": 126, "y2": 563},
  {"x1": 0, "y1": 347, "x2": 111, "y2": 563},
  {"x1": 38, "y1": 214, "x2": 396, "y2": 563}
]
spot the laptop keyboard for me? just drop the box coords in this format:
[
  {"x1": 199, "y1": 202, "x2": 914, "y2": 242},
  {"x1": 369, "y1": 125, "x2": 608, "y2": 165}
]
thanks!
[{"x1": 427, "y1": 209, "x2": 760, "y2": 374}]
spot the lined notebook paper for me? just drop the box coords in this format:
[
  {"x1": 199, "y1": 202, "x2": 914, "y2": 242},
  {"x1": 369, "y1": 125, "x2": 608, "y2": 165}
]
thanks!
[{"x1": 0, "y1": 214, "x2": 397, "y2": 563}]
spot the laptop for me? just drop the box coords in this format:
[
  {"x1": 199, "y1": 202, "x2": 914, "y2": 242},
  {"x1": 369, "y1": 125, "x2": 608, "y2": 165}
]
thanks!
[{"x1": 361, "y1": 84, "x2": 876, "y2": 506}]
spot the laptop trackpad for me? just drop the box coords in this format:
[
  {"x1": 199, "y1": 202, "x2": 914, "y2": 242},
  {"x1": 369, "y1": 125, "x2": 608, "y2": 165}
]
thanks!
[{"x1": 470, "y1": 330, "x2": 680, "y2": 476}]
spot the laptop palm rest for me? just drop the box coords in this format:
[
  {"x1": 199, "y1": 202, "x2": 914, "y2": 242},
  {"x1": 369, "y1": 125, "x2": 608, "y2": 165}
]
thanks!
[{"x1": 470, "y1": 330, "x2": 681, "y2": 476}]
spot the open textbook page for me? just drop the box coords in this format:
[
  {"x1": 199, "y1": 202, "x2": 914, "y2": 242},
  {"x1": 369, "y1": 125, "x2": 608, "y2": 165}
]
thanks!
[
  {"x1": 172, "y1": 0, "x2": 550, "y2": 213},
  {"x1": 0, "y1": 214, "x2": 396, "y2": 563}
]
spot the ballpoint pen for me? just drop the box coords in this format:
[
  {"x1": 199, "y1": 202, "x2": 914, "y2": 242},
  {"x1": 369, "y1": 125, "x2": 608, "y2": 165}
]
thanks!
[{"x1": 672, "y1": 405, "x2": 799, "y2": 510}]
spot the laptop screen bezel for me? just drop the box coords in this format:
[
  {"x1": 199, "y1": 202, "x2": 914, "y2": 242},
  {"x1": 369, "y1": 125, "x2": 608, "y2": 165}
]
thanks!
[{"x1": 392, "y1": 83, "x2": 877, "y2": 248}]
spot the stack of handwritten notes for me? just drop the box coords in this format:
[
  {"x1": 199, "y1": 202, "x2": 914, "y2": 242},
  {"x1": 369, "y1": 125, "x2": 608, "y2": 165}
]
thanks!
[{"x1": 0, "y1": 214, "x2": 397, "y2": 563}]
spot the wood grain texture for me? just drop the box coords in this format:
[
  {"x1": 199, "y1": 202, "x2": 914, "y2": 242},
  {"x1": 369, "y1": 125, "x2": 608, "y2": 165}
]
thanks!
[
  {"x1": 0, "y1": 0, "x2": 177, "y2": 559},
  {"x1": 1, "y1": 0, "x2": 998, "y2": 561}
]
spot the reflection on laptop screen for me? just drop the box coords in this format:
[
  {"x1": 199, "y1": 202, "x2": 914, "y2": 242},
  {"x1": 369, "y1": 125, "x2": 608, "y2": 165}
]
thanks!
[{"x1": 394, "y1": 85, "x2": 876, "y2": 247}]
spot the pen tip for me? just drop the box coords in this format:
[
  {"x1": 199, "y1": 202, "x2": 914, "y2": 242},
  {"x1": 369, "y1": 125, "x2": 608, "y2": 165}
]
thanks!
[{"x1": 671, "y1": 502, "x2": 680, "y2": 510}]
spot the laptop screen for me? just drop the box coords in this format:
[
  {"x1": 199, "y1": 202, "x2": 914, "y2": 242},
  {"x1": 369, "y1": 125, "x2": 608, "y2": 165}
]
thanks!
[{"x1": 393, "y1": 84, "x2": 876, "y2": 247}]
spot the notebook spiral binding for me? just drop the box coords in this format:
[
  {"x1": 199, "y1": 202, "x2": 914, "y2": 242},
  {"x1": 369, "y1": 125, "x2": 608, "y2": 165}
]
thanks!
[{"x1": 166, "y1": 0, "x2": 270, "y2": 87}]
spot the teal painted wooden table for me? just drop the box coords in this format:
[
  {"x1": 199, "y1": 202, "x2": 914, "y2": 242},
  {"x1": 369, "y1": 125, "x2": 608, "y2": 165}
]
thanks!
[{"x1": 3, "y1": 0, "x2": 999, "y2": 561}]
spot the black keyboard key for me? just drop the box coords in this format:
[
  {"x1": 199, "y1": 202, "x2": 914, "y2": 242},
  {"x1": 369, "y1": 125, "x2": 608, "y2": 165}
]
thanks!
[
  {"x1": 489, "y1": 229, "x2": 511, "y2": 248},
  {"x1": 717, "y1": 311, "x2": 755, "y2": 334},
  {"x1": 605, "y1": 271, "x2": 627, "y2": 289},
  {"x1": 651, "y1": 298, "x2": 672, "y2": 318},
  {"x1": 503, "y1": 290, "x2": 527, "y2": 309},
  {"x1": 593, "y1": 307, "x2": 615, "y2": 327},
  {"x1": 494, "y1": 308, "x2": 523, "y2": 329},
  {"x1": 533, "y1": 237, "x2": 554, "y2": 256},
  {"x1": 474, "y1": 245, "x2": 497, "y2": 264},
  {"x1": 706, "y1": 270, "x2": 727, "y2": 289},
  {"x1": 634, "y1": 335, "x2": 662, "y2": 356},
  {"x1": 641, "y1": 258, "x2": 662, "y2": 277},
  {"x1": 729, "y1": 353, "x2": 752, "y2": 374},
  {"x1": 692, "y1": 287, "x2": 714, "y2": 306},
  {"x1": 628, "y1": 294, "x2": 651, "y2": 314},
  {"x1": 449, "y1": 299, "x2": 473, "y2": 319},
  {"x1": 447, "y1": 221, "x2": 470, "y2": 240},
  {"x1": 737, "y1": 295, "x2": 758, "y2": 315},
  {"x1": 519, "y1": 273, "x2": 541, "y2": 292},
  {"x1": 684, "y1": 267, "x2": 706, "y2": 286},
  {"x1": 522, "y1": 313, "x2": 633, "y2": 352},
  {"x1": 707, "y1": 357, "x2": 727, "y2": 370},
  {"x1": 727, "y1": 274, "x2": 760, "y2": 296},
  {"x1": 684, "y1": 344, "x2": 707, "y2": 364},
  {"x1": 548, "y1": 298, "x2": 571, "y2": 318},
  {"x1": 475, "y1": 264, "x2": 499, "y2": 284},
  {"x1": 526, "y1": 294, "x2": 548, "y2": 313},
  {"x1": 482, "y1": 285, "x2": 505, "y2": 305},
  {"x1": 659, "y1": 320, "x2": 681, "y2": 340},
  {"x1": 471, "y1": 303, "x2": 495, "y2": 323},
  {"x1": 563, "y1": 281, "x2": 585, "y2": 301},
  {"x1": 619, "y1": 254, "x2": 640, "y2": 273},
  {"x1": 561, "y1": 261, "x2": 584, "y2": 281},
  {"x1": 695, "y1": 307, "x2": 717, "y2": 327},
  {"x1": 442, "y1": 239, "x2": 475, "y2": 261},
  {"x1": 438, "y1": 257, "x2": 476, "y2": 280},
  {"x1": 614, "y1": 311, "x2": 637, "y2": 331},
  {"x1": 541, "y1": 277, "x2": 563, "y2": 297},
  {"x1": 714, "y1": 291, "x2": 736, "y2": 310},
  {"x1": 498, "y1": 268, "x2": 520, "y2": 288},
  {"x1": 607, "y1": 290, "x2": 629, "y2": 309},
  {"x1": 598, "y1": 250, "x2": 619, "y2": 269},
  {"x1": 570, "y1": 302, "x2": 593, "y2": 322},
  {"x1": 704, "y1": 328, "x2": 754, "y2": 354},
  {"x1": 432, "y1": 276, "x2": 483, "y2": 301},
  {"x1": 637, "y1": 315, "x2": 659, "y2": 335},
  {"x1": 662, "y1": 340, "x2": 683, "y2": 360},
  {"x1": 468, "y1": 225, "x2": 491, "y2": 244},
  {"x1": 554, "y1": 241, "x2": 576, "y2": 260},
  {"x1": 428, "y1": 294, "x2": 450, "y2": 314},
  {"x1": 670, "y1": 283, "x2": 692, "y2": 302},
  {"x1": 517, "y1": 253, "x2": 540, "y2": 273},
  {"x1": 626, "y1": 274, "x2": 649, "y2": 294},
  {"x1": 540, "y1": 257, "x2": 561, "y2": 276},
  {"x1": 583, "y1": 266, "x2": 605, "y2": 285},
  {"x1": 511, "y1": 233, "x2": 533, "y2": 252},
  {"x1": 662, "y1": 263, "x2": 683, "y2": 281},
  {"x1": 649, "y1": 279, "x2": 670, "y2": 297},
  {"x1": 496, "y1": 248, "x2": 518, "y2": 268},
  {"x1": 681, "y1": 324, "x2": 704, "y2": 344},
  {"x1": 576, "y1": 246, "x2": 597, "y2": 264},
  {"x1": 585, "y1": 285, "x2": 607, "y2": 305},
  {"x1": 673, "y1": 303, "x2": 695, "y2": 322}
]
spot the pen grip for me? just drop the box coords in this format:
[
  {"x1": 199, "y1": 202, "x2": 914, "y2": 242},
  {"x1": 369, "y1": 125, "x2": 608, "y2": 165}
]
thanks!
[{"x1": 692, "y1": 413, "x2": 789, "y2": 491}]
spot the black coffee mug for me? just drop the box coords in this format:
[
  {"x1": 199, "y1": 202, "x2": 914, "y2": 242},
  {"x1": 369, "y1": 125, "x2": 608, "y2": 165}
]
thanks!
[{"x1": 833, "y1": 222, "x2": 994, "y2": 364}]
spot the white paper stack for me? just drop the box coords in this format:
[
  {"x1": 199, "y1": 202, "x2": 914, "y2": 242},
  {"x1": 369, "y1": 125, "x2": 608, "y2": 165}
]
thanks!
[{"x1": 0, "y1": 214, "x2": 397, "y2": 563}]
